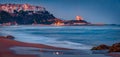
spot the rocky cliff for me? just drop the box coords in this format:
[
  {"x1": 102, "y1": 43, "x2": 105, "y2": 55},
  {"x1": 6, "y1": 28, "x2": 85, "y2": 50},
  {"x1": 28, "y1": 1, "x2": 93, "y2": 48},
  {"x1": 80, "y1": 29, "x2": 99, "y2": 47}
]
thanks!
[{"x1": 0, "y1": 4, "x2": 62, "y2": 25}]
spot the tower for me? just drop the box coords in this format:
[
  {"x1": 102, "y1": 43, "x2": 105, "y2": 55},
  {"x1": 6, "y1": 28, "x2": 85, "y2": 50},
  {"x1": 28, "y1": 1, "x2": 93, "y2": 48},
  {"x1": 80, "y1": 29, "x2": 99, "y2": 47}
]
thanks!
[{"x1": 76, "y1": 16, "x2": 83, "y2": 20}]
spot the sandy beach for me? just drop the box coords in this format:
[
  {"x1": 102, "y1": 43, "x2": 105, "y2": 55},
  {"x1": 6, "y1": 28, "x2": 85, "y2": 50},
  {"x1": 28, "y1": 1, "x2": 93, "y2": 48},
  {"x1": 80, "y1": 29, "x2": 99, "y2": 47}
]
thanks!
[
  {"x1": 0, "y1": 36, "x2": 70, "y2": 57},
  {"x1": 0, "y1": 36, "x2": 120, "y2": 57}
]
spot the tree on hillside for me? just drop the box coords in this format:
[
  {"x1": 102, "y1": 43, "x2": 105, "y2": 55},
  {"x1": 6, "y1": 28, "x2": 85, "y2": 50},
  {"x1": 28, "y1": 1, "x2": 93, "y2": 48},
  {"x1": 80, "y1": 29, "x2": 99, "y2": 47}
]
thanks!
[{"x1": 0, "y1": 11, "x2": 13, "y2": 23}]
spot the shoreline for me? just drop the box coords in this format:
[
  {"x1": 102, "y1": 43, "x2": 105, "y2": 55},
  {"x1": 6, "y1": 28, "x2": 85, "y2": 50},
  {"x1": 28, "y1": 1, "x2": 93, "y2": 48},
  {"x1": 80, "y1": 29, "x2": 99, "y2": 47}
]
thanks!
[
  {"x1": 0, "y1": 36, "x2": 70, "y2": 57},
  {"x1": 0, "y1": 23, "x2": 120, "y2": 27},
  {"x1": 0, "y1": 35, "x2": 120, "y2": 57}
]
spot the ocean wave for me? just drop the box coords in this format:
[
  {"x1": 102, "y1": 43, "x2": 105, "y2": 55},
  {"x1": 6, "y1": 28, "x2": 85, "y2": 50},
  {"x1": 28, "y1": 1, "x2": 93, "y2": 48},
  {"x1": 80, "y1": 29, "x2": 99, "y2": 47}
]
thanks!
[
  {"x1": 46, "y1": 40, "x2": 92, "y2": 50},
  {"x1": 0, "y1": 30, "x2": 92, "y2": 50},
  {"x1": 1, "y1": 26, "x2": 119, "y2": 50}
]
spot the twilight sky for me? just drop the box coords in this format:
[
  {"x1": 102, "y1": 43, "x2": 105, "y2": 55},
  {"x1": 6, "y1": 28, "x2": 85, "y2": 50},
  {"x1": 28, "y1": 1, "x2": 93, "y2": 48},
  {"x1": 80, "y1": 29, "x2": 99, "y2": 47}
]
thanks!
[{"x1": 0, "y1": 0, "x2": 120, "y2": 24}]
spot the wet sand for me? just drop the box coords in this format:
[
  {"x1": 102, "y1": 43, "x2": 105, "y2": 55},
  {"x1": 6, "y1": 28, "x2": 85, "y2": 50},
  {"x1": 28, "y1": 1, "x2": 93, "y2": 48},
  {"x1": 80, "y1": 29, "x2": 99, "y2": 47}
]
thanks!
[
  {"x1": 0, "y1": 36, "x2": 69, "y2": 57},
  {"x1": 0, "y1": 36, "x2": 120, "y2": 57}
]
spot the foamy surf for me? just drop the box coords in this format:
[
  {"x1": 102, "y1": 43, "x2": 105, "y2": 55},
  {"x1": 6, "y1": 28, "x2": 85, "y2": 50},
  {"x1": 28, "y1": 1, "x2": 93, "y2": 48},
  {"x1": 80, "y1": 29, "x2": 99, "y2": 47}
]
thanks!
[
  {"x1": 1, "y1": 25, "x2": 120, "y2": 50},
  {"x1": 46, "y1": 40, "x2": 92, "y2": 50},
  {"x1": 1, "y1": 30, "x2": 92, "y2": 50}
]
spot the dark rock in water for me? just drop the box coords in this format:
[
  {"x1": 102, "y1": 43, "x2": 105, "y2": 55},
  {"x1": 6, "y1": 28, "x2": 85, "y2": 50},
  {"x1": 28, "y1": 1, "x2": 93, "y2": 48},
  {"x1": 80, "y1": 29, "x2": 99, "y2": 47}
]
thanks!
[
  {"x1": 6, "y1": 35, "x2": 15, "y2": 39},
  {"x1": 109, "y1": 43, "x2": 120, "y2": 52},
  {"x1": 91, "y1": 43, "x2": 120, "y2": 53},
  {"x1": 91, "y1": 44, "x2": 110, "y2": 50}
]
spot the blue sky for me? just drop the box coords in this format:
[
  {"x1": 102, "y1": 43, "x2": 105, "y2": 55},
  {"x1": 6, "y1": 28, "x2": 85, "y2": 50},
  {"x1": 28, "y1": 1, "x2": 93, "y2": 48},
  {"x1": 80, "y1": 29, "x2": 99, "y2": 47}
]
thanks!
[{"x1": 0, "y1": 0, "x2": 120, "y2": 24}]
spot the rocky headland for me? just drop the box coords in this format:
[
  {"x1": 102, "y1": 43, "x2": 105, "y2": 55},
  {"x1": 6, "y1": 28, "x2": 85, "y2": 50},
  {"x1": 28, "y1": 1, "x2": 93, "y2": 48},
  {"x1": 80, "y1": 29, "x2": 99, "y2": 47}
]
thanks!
[{"x1": 0, "y1": 3, "x2": 89, "y2": 26}]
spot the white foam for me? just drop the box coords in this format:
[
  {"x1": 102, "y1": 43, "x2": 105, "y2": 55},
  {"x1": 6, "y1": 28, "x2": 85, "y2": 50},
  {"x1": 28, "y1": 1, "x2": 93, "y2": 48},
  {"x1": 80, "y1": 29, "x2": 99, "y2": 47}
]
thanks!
[
  {"x1": 1, "y1": 29, "x2": 92, "y2": 50},
  {"x1": 1, "y1": 26, "x2": 102, "y2": 50},
  {"x1": 46, "y1": 40, "x2": 92, "y2": 50}
]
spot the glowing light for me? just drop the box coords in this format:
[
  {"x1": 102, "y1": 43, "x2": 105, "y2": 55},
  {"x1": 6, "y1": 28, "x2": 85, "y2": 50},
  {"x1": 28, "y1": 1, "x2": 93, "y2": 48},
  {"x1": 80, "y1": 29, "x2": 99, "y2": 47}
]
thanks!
[
  {"x1": 55, "y1": 52, "x2": 59, "y2": 55},
  {"x1": 54, "y1": 21, "x2": 64, "y2": 26},
  {"x1": 76, "y1": 16, "x2": 83, "y2": 20},
  {"x1": 53, "y1": 52, "x2": 63, "y2": 55}
]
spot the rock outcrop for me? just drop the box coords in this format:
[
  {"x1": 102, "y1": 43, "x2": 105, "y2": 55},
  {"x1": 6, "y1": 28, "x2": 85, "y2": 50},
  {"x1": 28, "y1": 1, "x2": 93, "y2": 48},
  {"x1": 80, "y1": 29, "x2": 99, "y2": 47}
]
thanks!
[
  {"x1": 0, "y1": 35, "x2": 15, "y2": 39},
  {"x1": 91, "y1": 44, "x2": 110, "y2": 50},
  {"x1": 64, "y1": 20, "x2": 89, "y2": 25},
  {"x1": 6, "y1": 35, "x2": 15, "y2": 39},
  {"x1": 91, "y1": 43, "x2": 120, "y2": 53},
  {"x1": 109, "y1": 43, "x2": 120, "y2": 52}
]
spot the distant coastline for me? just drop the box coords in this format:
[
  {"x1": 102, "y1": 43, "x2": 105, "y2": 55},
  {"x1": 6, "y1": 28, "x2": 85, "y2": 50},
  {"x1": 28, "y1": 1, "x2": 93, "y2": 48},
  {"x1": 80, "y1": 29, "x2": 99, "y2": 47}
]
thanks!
[
  {"x1": 0, "y1": 23, "x2": 119, "y2": 26},
  {"x1": 0, "y1": 3, "x2": 90, "y2": 26}
]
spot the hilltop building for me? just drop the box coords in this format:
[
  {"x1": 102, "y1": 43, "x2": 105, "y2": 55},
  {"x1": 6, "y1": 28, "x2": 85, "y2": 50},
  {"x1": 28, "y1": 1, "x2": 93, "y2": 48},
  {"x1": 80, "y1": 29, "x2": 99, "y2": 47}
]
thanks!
[{"x1": 76, "y1": 16, "x2": 83, "y2": 20}]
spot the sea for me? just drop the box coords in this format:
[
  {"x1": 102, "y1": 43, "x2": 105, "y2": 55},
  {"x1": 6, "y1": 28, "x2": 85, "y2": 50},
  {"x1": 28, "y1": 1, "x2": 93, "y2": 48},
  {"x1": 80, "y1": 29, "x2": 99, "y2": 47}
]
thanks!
[{"x1": 0, "y1": 25, "x2": 120, "y2": 50}]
